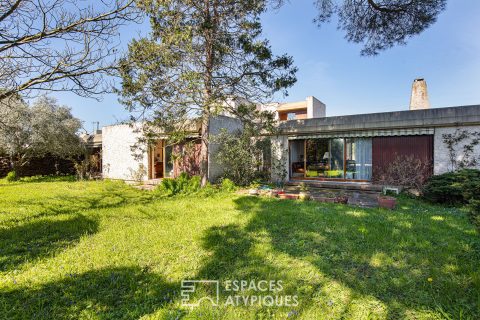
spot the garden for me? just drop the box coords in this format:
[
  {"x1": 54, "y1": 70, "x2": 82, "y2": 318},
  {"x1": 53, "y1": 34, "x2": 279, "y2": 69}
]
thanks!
[{"x1": 0, "y1": 175, "x2": 479, "y2": 319}]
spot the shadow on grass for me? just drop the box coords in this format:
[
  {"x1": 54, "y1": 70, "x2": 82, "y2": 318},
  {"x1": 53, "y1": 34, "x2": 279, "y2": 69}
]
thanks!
[
  {"x1": 0, "y1": 266, "x2": 180, "y2": 319},
  {"x1": 5, "y1": 182, "x2": 156, "y2": 222},
  {"x1": 224, "y1": 196, "x2": 480, "y2": 319},
  {"x1": 0, "y1": 215, "x2": 98, "y2": 271}
]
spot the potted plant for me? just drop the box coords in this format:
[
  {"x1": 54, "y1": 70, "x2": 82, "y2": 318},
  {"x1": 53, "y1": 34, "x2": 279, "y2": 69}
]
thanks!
[
  {"x1": 298, "y1": 182, "x2": 310, "y2": 201},
  {"x1": 378, "y1": 195, "x2": 396, "y2": 209},
  {"x1": 248, "y1": 182, "x2": 260, "y2": 196},
  {"x1": 335, "y1": 191, "x2": 349, "y2": 204},
  {"x1": 268, "y1": 189, "x2": 279, "y2": 198}
]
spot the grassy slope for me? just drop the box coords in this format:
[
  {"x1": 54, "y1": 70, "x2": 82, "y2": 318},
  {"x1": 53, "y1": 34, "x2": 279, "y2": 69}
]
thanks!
[{"x1": 0, "y1": 179, "x2": 479, "y2": 319}]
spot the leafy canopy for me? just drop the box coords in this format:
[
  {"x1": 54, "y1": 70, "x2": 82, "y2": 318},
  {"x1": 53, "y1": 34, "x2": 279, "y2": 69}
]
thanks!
[
  {"x1": 0, "y1": 96, "x2": 83, "y2": 170},
  {"x1": 119, "y1": 0, "x2": 297, "y2": 136}
]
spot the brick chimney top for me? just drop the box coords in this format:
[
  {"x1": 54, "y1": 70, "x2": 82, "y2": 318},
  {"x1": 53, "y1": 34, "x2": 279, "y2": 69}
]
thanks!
[{"x1": 409, "y1": 78, "x2": 430, "y2": 110}]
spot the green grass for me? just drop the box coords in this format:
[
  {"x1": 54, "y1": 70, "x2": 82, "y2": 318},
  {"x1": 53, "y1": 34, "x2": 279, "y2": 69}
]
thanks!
[{"x1": 0, "y1": 179, "x2": 479, "y2": 319}]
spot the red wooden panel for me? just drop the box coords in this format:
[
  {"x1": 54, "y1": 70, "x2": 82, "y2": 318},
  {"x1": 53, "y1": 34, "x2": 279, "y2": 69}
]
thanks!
[{"x1": 372, "y1": 135, "x2": 433, "y2": 180}]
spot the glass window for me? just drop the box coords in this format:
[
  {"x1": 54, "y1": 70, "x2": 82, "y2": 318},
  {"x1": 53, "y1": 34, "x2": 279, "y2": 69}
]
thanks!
[
  {"x1": 164, "y1": 145, "x2": 174, "y2": 178},
  {"x1": 306, "y1": 139, "x2": 329, "y2": 177},
  {"x1": 289, "y1": 140, "x2": 305, "y2": 178},
  {"x1": 287, "y1": 112, "x2": 296, "y2": 120},
  {"x1": 345, "y1": 138, "x2": 372, "y2": 180},
  {"x1": 328, "y1": 138, "x2": 345, "y2": 178}
]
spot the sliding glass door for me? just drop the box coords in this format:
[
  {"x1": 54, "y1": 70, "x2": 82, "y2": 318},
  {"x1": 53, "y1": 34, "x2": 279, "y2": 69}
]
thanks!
[
  {"x1": 345, "y1": 138, "x2": 372, "y2": 180},
  {"x1": 305, "y1": 139, "x2": 329, "y2": 178},
  {"x1": 294, "y1": 137, "x2": 372, "y2": 181}
]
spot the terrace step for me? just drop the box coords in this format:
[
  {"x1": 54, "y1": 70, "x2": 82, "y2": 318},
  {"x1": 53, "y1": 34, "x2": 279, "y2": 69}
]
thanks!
[{"x1": 286, "y1": 180, "x2": 383, "y2": 193}]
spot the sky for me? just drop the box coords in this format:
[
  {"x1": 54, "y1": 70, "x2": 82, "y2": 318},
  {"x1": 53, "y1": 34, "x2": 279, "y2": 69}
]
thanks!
[{"x1": 52, "y1": 0, "x2": 480, "y2": 132}]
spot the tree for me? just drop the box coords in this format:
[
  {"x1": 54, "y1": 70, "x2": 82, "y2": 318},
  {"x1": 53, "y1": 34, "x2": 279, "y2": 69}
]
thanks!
[
  {"x1": 215, "y1": 127, "x2": 271, "y2": 186},
  {"x1": 311, "y1": 0, "x2": 447, "y2": 55},
  {"x1": 0, "y1": 95, "x2": 83, "y2": 173},
  {"x1": 0, "y1": 0, "x2": 140, "y2": 101},
  {"x1": 119, "y1": 0, "x2": 297, "y2": 185}
]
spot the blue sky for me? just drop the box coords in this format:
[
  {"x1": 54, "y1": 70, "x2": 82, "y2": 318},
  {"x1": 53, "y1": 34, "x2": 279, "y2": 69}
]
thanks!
[{"x1": 52, "y1": 0, "x2": 480, "y2": 132}]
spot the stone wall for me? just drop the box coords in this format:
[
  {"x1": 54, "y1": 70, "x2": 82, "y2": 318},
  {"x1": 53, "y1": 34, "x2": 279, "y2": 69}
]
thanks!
[
  {"x1": 102, "y1": 123, "x2": 149, "y2": 181},
  {"x1": 270, "y1": 135, "x2": 289, "y2": 183},
  {"x1": 434, "y1": 125, "x2": 480, "y2": 174}
]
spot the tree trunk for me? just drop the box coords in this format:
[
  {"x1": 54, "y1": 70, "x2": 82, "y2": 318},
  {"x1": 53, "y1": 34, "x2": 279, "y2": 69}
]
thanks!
[{"x1": 200, "y1": 115, "x2": 210, "y2": 186}]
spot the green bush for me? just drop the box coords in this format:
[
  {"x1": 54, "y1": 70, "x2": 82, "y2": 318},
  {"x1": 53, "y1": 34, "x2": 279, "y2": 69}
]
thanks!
[
  {"x1": 5, "y1": 171, "x2": 17, "y2": 182},
  {"x1": 468, "y1": 199, "x2": 480, "y2": 230},
  {"x1": 220, "y1": 178, "x2": 237, "y2": 192},
  {"x1": 423, "y1": 169, "x2": 480, "y2": 204},
  {"x1": 157, "y1": 173, "x2": 202, "y2": 196}
]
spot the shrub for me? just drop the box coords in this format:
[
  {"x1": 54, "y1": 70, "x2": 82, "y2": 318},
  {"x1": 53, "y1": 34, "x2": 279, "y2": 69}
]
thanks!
[
  {"x1": 468, "y1": 199, "x2": 480, "y2": 230},
  {"x1": 374, "y1": 155, "x2": 431, "y2": 191},
  {"x1": 157, "y1": 173, "x2": 202, "y2": 196},
  {"x1": 5, "y1": 171, "x2": 17, "y2": 182},
  {"x1": 423, "y1": 169, "x2": 480, "y2": 204},
  {"x1": 220, "y1": 178, "x2": 237, "y2": 192},
  {"x1": 214, "y1": 129, "x2": 271, "y2": 186}
]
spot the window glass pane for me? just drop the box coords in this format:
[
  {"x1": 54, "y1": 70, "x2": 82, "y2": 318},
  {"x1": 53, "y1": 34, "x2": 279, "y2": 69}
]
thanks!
[
  {"x1": 287, "y1": 113, "x2": 296, "y2": 120},
  {"x1": 345, "y1": 138, "x2": 372, "y2": 180},
  {"x1": 328, "y1": 138, "x2": 344, "y2": 178},
  {"x1": 289, "y1": 140, "x2": 305, "y2": 178},
  {"x1": 164, "y1": 145, "x2": 174, "y2": 178},
  {"x1": 305, "y1": 139, "x2": 329, "y2": 177}
]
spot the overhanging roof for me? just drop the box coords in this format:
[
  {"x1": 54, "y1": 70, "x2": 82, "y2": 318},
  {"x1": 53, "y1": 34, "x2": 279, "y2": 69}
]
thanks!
[{"x1": 277, "y1": 104, "x2": 480, "y2": 136}]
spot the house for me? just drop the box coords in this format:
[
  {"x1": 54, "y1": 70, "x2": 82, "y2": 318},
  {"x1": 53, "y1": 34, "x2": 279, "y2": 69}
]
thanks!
[
  {"x1": 271, "y1": 80, "x2": 480, "y2": 183},
  {"x1": 92, "y1": 79, "x2": 480, "y2": 184}
]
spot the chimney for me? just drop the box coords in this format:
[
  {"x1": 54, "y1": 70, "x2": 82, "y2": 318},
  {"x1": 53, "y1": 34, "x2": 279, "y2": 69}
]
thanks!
[{"x1": 409, "y1": 78, "x2": 430, "y2": 110}]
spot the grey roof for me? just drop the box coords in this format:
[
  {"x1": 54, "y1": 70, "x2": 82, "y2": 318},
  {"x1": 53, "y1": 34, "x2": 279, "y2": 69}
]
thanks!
[{"x1": 277, "y1": 104, "x2": 480, "y2": 135}]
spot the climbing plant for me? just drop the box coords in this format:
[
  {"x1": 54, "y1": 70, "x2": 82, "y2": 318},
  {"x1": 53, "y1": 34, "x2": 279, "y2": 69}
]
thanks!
[{"x1": 442, "y1": 129, "x2": 480, "y2": 171}]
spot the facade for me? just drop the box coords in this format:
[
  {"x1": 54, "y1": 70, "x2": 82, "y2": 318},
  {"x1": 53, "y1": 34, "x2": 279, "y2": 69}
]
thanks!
[
  {"x1": 101, "y1": 116, "x2": 242, "y2": 182},
  {"x1": 96, "y1": 91, "x2": 480, "y2": 184},
  {"x1": 271, "y1": 104, "x2": 480, "y2": 183}
]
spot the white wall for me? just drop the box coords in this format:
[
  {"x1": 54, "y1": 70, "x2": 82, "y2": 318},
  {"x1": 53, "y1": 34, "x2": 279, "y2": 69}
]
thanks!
[
  {"x1": 102, "y1": 123, "x2": 149, "y2": 181},
  {"x1": 307, "y1": 96, "x2": 326, "y2": 118},
  {"x1": 434, "y1": 125, "x2": 480, "y2": 174}
]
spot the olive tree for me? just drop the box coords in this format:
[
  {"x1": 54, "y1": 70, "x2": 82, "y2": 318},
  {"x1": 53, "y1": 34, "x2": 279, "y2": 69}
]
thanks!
[{"x1": 0, "y1": 95, "x2": 83, "y2": 173}]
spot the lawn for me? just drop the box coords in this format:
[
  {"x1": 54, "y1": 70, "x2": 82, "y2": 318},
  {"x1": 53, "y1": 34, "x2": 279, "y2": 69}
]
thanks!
[{"x1": 0, "y1": 179, "x2": 479, "y2": 319}]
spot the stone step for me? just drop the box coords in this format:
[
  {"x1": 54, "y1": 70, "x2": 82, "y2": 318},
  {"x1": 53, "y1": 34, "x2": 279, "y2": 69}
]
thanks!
[{"x1": 286, "y1": 180, "x2": 383, "y2": 193}]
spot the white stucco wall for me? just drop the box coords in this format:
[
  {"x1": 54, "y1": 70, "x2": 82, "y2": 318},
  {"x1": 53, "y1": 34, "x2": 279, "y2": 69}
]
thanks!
[
  {"x1": 102, "y1": 123, "x2": 148, "y2": 181},
  {"x1": 434, "y1": 125, "x2": 480, "y2": 174}
]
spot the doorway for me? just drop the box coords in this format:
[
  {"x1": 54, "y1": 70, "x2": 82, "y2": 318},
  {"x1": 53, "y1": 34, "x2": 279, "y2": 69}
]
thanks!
[{"x1": 148, "y1": 140, "x2": 175, "y2": 179}]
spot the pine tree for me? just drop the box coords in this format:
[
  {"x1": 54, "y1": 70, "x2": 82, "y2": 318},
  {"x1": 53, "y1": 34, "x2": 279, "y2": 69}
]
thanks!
[{"x1": 119, "y1": 0, "x2": 297, "y2": 185}]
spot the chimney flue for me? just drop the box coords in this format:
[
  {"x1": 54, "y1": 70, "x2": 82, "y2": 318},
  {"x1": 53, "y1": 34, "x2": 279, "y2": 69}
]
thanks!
[{"x1": 409, "y1": 78, "x2": 430, "y2": 110}]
